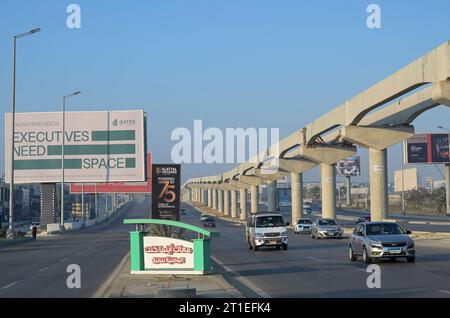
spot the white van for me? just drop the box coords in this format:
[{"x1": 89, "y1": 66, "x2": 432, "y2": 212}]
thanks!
[{"x1": 246, "y1": 212, "x2": 289, "y2": 251}]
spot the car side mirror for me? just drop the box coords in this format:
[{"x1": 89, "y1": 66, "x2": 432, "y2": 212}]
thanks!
[
  {"x1": 285, "y1": 222, "x2": 290, "y2": 226},
  {"x1": 356, "y1": 231, "x2": 364, "y2": 236},
  {"x1": 406, "y1": 230, "x2": 412, "y2": 235}
]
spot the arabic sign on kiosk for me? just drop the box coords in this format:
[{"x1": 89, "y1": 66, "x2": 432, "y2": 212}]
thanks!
[
  {"x1": 143, "y1": 236, "x2": 194, "y2": 269},
  {"x1": 124, "y1": 219, "x2": 219, "y2": 275}
]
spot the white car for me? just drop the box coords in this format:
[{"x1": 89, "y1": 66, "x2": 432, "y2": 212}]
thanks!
[
  {"x1": 294, "y1": 218, "x2": 313, "y2": 234},
  {"x1": 246, "y1": 212, "x2": 289, "y2": 251},
  {"x1": 200, "y1": 214, "x2": 209, "y2": 222}
]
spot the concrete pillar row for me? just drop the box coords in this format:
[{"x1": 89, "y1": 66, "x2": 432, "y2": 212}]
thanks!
[
  {"x1": 231, "y1": 190, "x2": 238, "y2": 218},
  {"x1": 218, "y1": 189, "x2": 224, "y2": 213},
  {"x1": 212, "y1": 188, "x2": 217, "y2": 210},
  {"x1": 240, "y1": 188, "x2": 248, "y2": 221},
  {"x1": 223, "y1": 190, "x2": 230, "y2": 216},
  {"x1": 369, "y1": 148, "x2": 388, "y2": 221},
  {"x1": 320, "y1": 163, "x2": 336, "y2": 220},
  {"x1": 250, "y1": 185, "x2": 259, "y2": 213},
  {"x1": 267, "y1": 180, "x2": 278, "y2": 212},
  {"x1": 291, "y1": 172, "x2": 304, "y2": 226}
]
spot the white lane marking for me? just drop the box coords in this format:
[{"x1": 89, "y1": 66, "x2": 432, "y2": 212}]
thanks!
[
  {"x1": 38, "y1": 267, "x2": 50, "y2": 273},
  {"x1": 211, "y1": 255, "x2": 270, "y2": 298},
  {"x1": 356, "y1": 268, "x2": 366, "y2": 272},
  {"x1": 439, "y1": 290, "x2": 450, "y2": 295},
  {"x1": 60, "y1": 257, "x2": 70, "y2": 262},
  {"x1": 1, "y1": 281, "x2": 19, "y2": 290},
  {"x1": 307, "y1": 256, "x2": 326, "y2": 262}
]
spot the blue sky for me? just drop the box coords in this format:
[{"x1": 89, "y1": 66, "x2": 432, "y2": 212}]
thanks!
[{"x1": 0, "y1": 0, "x2": 449, "y2": 183}]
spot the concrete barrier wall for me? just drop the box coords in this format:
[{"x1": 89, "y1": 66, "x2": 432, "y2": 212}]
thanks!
[{"x1": 45, "y1": 200, "x2": 132, "y2": 234}]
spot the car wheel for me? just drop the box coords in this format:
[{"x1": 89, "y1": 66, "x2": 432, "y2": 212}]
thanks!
[
  {"x1": 348, "y1": 245, "x2": 357, "y2": 261},
  {"x1": 282, "y1": 244, "x2": 288, "y2": 251},
  {"x1": 407, "y1": 256, "x2": 416, "y2": 263},
  {"x1": 363, "y1": 247, "x2": 372, "y2": 264},
  {"x1": 276, "y1": 246, "x2": 281, "y2": 250}
]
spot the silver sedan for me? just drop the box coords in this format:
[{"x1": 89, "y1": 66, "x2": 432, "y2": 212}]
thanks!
[{"x1": 348, "y1": 221, "x2": 416, "y2": 264}]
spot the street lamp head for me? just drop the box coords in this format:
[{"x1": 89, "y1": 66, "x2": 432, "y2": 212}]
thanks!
[
  {"x1": 30, "y1": 28, "x2": 41, "y2": 34},
  {"x1": 73, "y1": 91, "x2": 81, "y2": 95},
  {"x1": 437, "y1": 126, "x2": 450, "y2": 131}
]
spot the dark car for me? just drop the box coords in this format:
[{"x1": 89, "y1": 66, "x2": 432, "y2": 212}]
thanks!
[
  {"x1": 180, "y1": 208, "x2": 187, "y2": 215},
  {"x1": 203, "y1": 217, "x2": 216, "y2": 228}
]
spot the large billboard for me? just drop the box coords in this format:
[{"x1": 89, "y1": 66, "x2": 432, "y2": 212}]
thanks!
[
  {"x1": 69, "y1": 153, "x2": 152, "y2": 194},
  {"x1": 404, "y1": 133, "x2": 450, "y2": 164},
  {"x1": 5, "y1": 110, "x2": 146, "y2": 184},
  {"x1": 336, "y1": 156, "x2": 361, "y2": 176},
  {"x1": 151, "y1": 164, "x2": 181, "y2": 221}
]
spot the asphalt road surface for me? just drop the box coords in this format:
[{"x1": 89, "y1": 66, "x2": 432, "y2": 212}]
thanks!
[
  {"x1": 183, "y1": 203, "x2": 450, "y2": 298},
  {"x1": 0, "y1": 202, "x2": 149, "y2": 298}
]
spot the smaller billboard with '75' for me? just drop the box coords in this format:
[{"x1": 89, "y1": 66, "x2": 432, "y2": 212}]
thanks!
[{"x1": 151, "y1": 164, "x2": 181, "y2": 221}]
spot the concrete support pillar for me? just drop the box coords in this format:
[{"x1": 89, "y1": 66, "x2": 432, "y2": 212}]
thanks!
[
  {"x1": 231, "y1": 190, "x2": 238, "y2": 218},
  {"x1": 240, "y1": 188, "x2": 248, "y2": 221},
  {"x1": 267, "y1": 180, "x2": 278, "y2": 212},
  {"x1": 223, "y1": 190, "x2": 230, "y2": 216},
  {"x1": 320, "y1": 163, "x2": 336, "y2": 219},
  {"x1": 200, "y1": 189, "x2": 204, "y2": 204},
  {"x1": 207, "y1": 188, "x2": 212, "y2": 208},
  {"x1": 345, "y1": 176, "x2": 352, "y2": 206},
  {"x1": 445, "y1": 163, "x2": 450, "y2": 216},
  {"x1": 218, "y1": 189, "x2": 223, "y2": 213},
  {"x1": 291, "y1": 172, "x2": 304, "y2": 226},
  {"x1": 369, "y1": 148, "x2": 388, "y2": 221},
  {"x1": 250, "y1": 185, "x2": 259, "y2": 213},
  {"x1": 212, "y1": 189, "x2": 217, "y2": 210}
]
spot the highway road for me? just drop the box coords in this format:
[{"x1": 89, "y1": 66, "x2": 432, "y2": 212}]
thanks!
[
  {"x1": 183, "y1": 203, "x2": 450, "y2": 298},
  {"x1": 0, "y1": 202, "x2": 149, "y2": 298}
]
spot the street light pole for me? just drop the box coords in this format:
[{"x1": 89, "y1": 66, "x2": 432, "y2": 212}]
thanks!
[
  {"x1": 7, "y1": 28, "x2": 41, "y2": 240},
  {"x1": 60, "y1": 91, "x2": 81, "y2": 230}
]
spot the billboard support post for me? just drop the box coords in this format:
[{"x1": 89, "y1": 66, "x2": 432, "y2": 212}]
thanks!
[
  {"x1": 345, "y1": 176, "x2": 352, "y2": 207},
  {"x1": 81, "y1": 182, "x2": 85, "y2": 221},
  {"x1": 446, "y1": 163, "x2": 450, "y2": 216}
]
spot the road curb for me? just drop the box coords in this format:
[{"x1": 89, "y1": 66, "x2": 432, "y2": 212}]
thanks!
[{"x1": 93, "y1": 251, "x2": 130, "y2": 298}]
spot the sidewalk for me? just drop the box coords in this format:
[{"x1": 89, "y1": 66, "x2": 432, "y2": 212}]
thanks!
[{"x1": 95, "y1": 253, "x2": 244, "y2": 298}]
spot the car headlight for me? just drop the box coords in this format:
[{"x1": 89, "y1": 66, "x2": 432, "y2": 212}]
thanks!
[
  {"x1": 370, "y1": 240, "x2": 383, "y2": 248},
  {"x1": 281, "y1": 231, "x2": 288, "y2": 237},
  {"x1": 407, "y1": 241, "x2": 415, "y2": 249}
]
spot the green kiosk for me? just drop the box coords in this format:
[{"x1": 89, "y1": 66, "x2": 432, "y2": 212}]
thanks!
[{"x1": 124, "y1": 219, "x2": 220, "y2": 275}]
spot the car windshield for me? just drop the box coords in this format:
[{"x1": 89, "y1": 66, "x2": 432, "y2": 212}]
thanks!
[
  {"x1": 366, "y1": 223, "x2": 405, "y2": 235},
  {"x1": 256, "y1": 216, "x2": 285, "y2": 228},
  {"x1": 205, "y1": 218, "x2": 214, "y2": 222},
  {"x1": 318, "y1": 219, "x2": 336, "y2": 226},
  {"x1": 299, "y1": 219, "x2": 312, "y2": 224}
]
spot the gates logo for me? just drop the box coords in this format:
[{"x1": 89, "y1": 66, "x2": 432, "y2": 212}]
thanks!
[{"x1": 112, "y1": 119, "x2": 136, "y2": 127}]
